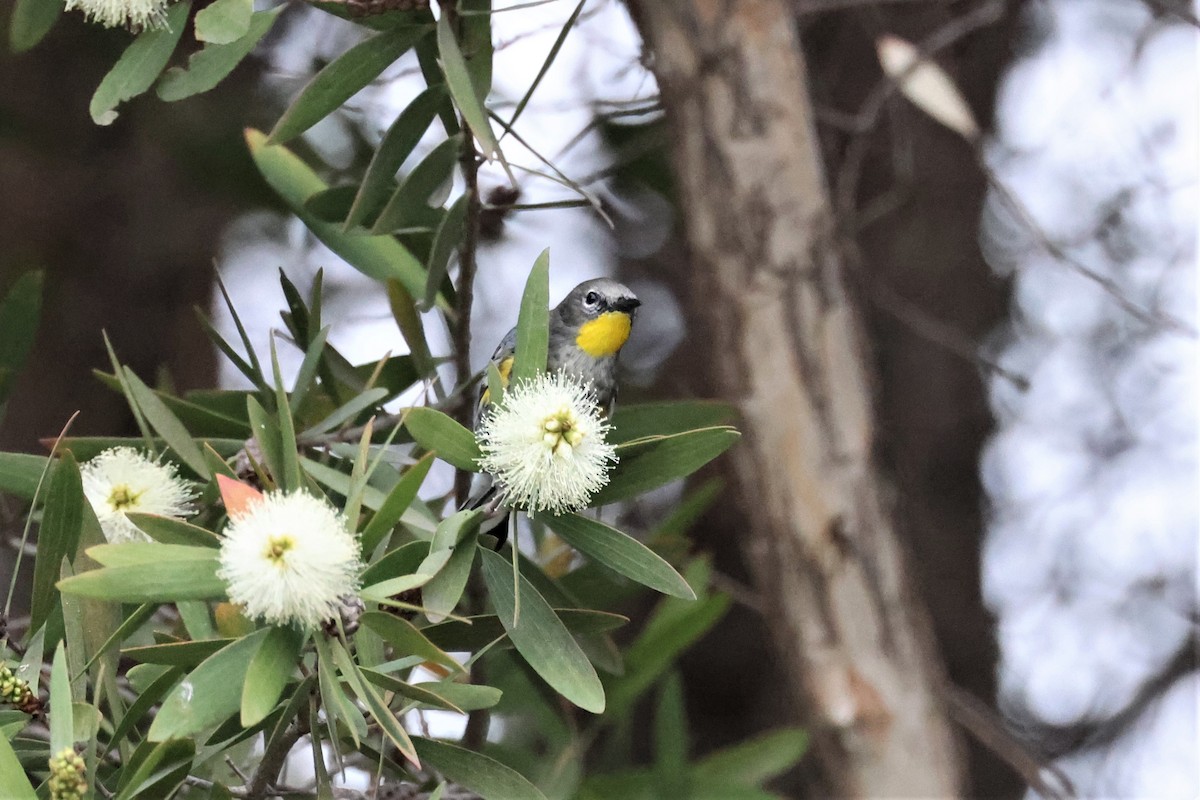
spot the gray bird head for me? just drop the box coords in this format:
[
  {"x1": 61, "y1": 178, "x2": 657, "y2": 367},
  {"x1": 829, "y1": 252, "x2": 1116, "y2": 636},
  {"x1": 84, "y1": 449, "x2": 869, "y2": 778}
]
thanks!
[{"x1": 553, "y1": 278, "x2": 641, "y2": 328}]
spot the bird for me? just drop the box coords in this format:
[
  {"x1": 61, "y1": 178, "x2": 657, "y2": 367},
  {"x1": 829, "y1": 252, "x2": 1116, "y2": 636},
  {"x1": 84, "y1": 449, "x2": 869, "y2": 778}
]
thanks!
[{"x1": 470, "y1": 277, "x2": 641, "y2": 545}]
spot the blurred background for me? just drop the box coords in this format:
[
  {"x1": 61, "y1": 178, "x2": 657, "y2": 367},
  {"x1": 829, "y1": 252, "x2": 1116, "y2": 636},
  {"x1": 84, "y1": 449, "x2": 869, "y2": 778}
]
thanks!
[{"x1": 0, "y1": 0, "x2": 1196, "y2": 796}]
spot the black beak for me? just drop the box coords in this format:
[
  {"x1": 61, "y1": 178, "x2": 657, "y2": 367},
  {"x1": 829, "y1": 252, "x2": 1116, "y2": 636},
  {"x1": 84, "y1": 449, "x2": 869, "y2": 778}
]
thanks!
[{"x1": 612, "y1": 297, "x2": 641, "y2": 313}]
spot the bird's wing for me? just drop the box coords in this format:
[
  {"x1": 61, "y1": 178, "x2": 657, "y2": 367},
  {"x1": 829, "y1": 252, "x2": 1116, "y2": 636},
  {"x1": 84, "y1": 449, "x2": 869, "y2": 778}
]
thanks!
[{"x1": 477, "y1": 325, "x2": 517, "y2": 416}]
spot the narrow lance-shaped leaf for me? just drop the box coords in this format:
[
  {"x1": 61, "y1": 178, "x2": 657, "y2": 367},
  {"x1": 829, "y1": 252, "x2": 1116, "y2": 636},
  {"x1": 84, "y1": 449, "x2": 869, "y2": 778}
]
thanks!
[
  {"x1": 157, "y1": 7, "x2": 282, "y2": 101},
  {"x1": 246, "y1": 130, "x2": 432, "y2": 302},
  {"x1": 436, "y1": 11, "x2": 501, "y2": 160},
  {"x1": 544, "y1": 513, "x2": 695, "y2": 600},
  {"x1": 360, "y1": 451, "x2": 435, "y2": 554},
  {"x1": 511, "y1": 249, "x2": 550, "y2": 385},
  {"x1": 421, "y1": 511, "x2": 482, "y2": 622},
  {"x1": 147, "y1": 629, "x2": 269, "y2": 741},
  {"x1": 413, "y1": 736, "x2": 548, "y2": 800},
  {"x1": 241, "y1": 626, "x2": 304, "y2": 726},
  {"x1": 30, "y1": 451, "x2": 82, "y2": 633},
  {"x1": 371, "y1": 134, "x2": 463, "y2": 235},
  {"x1": 123, "y1": 367, "x2": 210, "y2": 478},
  {"x1": 347, "y1": 85, "x2": 445, "y2": 230},
  {"x1": 9, "y1": 0, "x2": 63, "y2": 54},
  {"x1": 194, "y1": 0, "x2": 252, "y2": 44},
  {"x1": 49, "y1": 643, "x2": 74, "y2": 755},
  {"x1": 90, "y1": 1, "x2": 191, "y2": 125},
  {"x1": 404, "y1": 407, "x2": 482, "y2": 471},
  {"x1": 269, "y1": 23, "x2": 432, "y2": 144},
  {"x1": 0, "y1": 735, "x2": 36, "y2": 800},
  {"x1": 421, "y1": 193, "x2": 468, "y2": 311},
  {"x1": 479, "y1": 549, "x2": 604, "y2": 713},
  {"x1": 57, "y1": 558, "x2": 226, "y2": 603},
  {"x1": 506, "y1": 0, "x2": 583, "y2": 130},
  {"x1": 590, "y1": 427, "x2": 740, "y2": 506},
  {"x1": 329, "y1": 638, "x2": 420, "y2": 766}
]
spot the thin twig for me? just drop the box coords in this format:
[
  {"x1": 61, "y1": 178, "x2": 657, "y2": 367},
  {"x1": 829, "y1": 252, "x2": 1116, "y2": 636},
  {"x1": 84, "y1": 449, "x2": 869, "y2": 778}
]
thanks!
[
  {"x1": 940, "y1": 682, "x2": 1076, "y2": 800},
  {"x1": 871, "y1": 283, "x2": 1030, "y2": 389},
  {"x1": 979, "y1": 160, "x2": 1197, "y2": 336}
]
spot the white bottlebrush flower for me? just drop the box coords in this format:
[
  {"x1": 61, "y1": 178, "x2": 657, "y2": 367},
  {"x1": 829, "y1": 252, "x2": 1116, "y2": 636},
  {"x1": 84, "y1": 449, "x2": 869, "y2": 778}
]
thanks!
[
  {"x1": 81, "y1": 447, "x2": 196, "y2": 544},
  {"x1": 217, "y1": 491, "x2": 363, "y2": 630},
  {"x1": 64, "y1": 0, "x2": 170, "y2": 29},
  {"x1": 477, "y1": 372, "x2": 618, "y2": 514}
]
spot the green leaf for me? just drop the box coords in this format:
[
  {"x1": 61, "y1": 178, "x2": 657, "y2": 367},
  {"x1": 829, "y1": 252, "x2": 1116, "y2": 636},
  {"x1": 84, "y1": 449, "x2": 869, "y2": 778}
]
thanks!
[
  {"x1": 404, "y1": 407, "x2": 482, "y2": 471},
  {"x1": 126, "y1": 512, "x2": 221, "y2": 547},
  {"x1": 114, "y1": 738, "x2": 195, "y2": 800},
  {"x1": 479, "y1": 549, "x2": 604, "y2": 713},
  {"x1": 0, "y1": 735, "x2": 36, "y2": 800},
  {"x1": 30, "y1": 451, "x2": 82, "y2": 632},
  {"x1": 436, "y1": 12, "x2": 500, "y2": 160},
  {"x1": 0, "y1": 451, "x2": 50, "y2": 498},
  {"x1": 246, "y1": 394, "x2": 284, "y2": 488},
  {"x1": 329, "y1": 638, "x2": 419, "y2": 766},
  {"x1": 421, "y1": 512, "x2": 481, "y2": 621},
  {"x1": 246, "y1": 129, "x2": 431, "y2": 301},
  {"x1": 693, "y1": 727, "x2": 809, "y2": 786},
  {"x1": 511, "y1": 248, "x2": 550, "y2": 384},
  {"x1": 608, "y1": 401, "x2": 736, "y2": 444},
  {"x1": 0, "y1": 270, "x2": 42, "y2": 407},
  {"x1": 421, "y1": 609, "x2": 627, "y2": 652},
  {"x1": 360, "y1": 452, "x2": 434, "y2": 554},
  {"x1": 544, "y1": 514, "x2": 695, "y2": 600},
  {"x1": 301, "y1": 386, "x2": 389, "y2": 436},
  {"x1": 148, "y1": 630, "x2": 268, "y2": 740},
  {"x1": 269, "y1": 24, "x2": 431, "y2": 144},
  {"x1": 371, "y1": 134, "x2": 462, "y2": 234},
  {"x1": 49, "y1": 643, "x2": 73, "y2": 754},
  {"x1": 9, "y1": 0, "x2": 63, "y2": 53},
  {"x1": 421, "y1": 193, "x2": 468, "y2": 311},
  {"x1": 157, "y1": 7, "x2": 281, "y2": 101},
  {"x1": 360, "y1": 573, "x2": 434, "y2": 602},
  {"x1": 123, "y1": 367, "x2": 210, "y2": 478},
  {"x1": 194, "y1": 0, "x2": 252, "y2": 43},
  {"x1": 241, "y1": 626, "x2": 303, "y2": 726},
  {"x1": 360, "y1": 611, "x2": 464, "y2": 675},
  {"x1": 654, "y1": 672, "x2": 688, "y2": 797},
  {"x1": 461, "y1": 0, "x2": 492, "y2": 99},
  {"x1": 313, "y1": 634, "x2": 365, "y2": 748},
  {"x1": 506, "y1": 0, "x2": 582, "y2": 129},
  {"x1": 85, "y1": 542, "x2": 215, "y2": 568},
  {"x1": 270, "y1": 339, "x2": 303, "y2": 491},
  {"x1": 415, "y1": 680, "x2": 501, "y2": 711},
  {"x1": 413, "y1": 736, "x2": 547, "y2": 800},
  {"x1": 123, "y1": 639, "x2": 232, "y2": 667},
  {"x1": 347, "y1": 86, "x2": 445, "y2": 229},
  {"x1": 57, "y1": 558, "x2": 225, "y2": 603},
  {"x1": 361, "y1": 669, "x2": 465, "y2": 712},
  {"x1": 89, "y1": 1, "x2": 191, "y2": 125},
  {"x1": 591, "y1": 427, "x2": 740, "y2": 506},
  {"x1": 607, "y1": 569, "x2": 730, "y2": 717}
]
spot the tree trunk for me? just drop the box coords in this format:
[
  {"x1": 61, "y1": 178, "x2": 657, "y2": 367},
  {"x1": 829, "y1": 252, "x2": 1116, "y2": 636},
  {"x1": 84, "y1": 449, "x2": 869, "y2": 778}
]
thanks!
[{"x1": 629, "y1": 2, "x2": 964, "y2": 795}]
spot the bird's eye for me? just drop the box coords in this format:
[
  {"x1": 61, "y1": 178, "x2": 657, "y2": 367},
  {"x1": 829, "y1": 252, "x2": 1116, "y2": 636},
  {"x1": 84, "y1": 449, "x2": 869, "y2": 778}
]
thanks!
[{"x1": 583, "y1": 291, "x2": 601, "y2": 309}]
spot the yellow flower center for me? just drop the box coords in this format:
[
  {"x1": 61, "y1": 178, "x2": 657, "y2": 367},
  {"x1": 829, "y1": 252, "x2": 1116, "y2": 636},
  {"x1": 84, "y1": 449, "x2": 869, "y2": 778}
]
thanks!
[
  {"x1": 107, "y1": 484, "x2": 142, "y2": 512},
  {"x1": 542, "y1": 407, "x2": 585, "y2": 458},
  {"x1": 264, "y1": 534, "x2": 295, "y2": 566}
]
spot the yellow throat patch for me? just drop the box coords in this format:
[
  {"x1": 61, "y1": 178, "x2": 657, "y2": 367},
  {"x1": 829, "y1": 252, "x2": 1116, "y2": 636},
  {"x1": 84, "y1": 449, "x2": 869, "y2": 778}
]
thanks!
[{"x1": 575, "y1": 312, "x2": 632, "y2": 357}]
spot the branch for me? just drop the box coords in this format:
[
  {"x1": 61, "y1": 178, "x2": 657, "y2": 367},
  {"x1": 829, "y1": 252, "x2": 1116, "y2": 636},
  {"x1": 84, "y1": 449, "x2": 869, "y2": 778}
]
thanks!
[{"x1": 629, "y1": 0, "x2": 964, "y2": 795}]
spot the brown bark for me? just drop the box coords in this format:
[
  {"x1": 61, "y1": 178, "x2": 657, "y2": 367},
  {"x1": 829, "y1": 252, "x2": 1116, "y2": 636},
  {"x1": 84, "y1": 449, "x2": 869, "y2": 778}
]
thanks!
[{"x1": 629, "y1": 1, "x2": 964, "y2": 795}]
